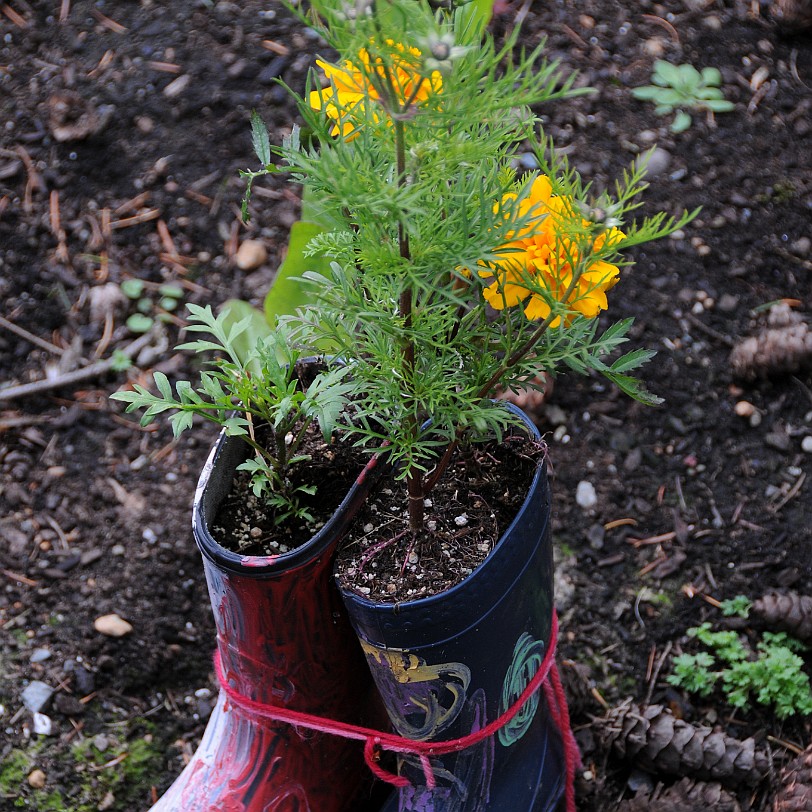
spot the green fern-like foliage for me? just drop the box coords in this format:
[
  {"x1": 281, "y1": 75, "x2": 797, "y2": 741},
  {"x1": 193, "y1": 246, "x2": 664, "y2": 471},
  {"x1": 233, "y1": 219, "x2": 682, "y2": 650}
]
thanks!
[{"x1": 669, "y1": 622, "x2": 812, "y2": 719}]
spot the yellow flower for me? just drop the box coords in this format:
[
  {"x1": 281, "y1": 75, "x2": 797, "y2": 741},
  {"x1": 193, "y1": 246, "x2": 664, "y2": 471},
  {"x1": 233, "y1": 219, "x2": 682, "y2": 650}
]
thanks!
[
  {"x1": 481, "y1": 176, "x2": 624, "y2": 326},
  {"x1": 309, "y1": 41, "x2": 442, "y2": 140}
]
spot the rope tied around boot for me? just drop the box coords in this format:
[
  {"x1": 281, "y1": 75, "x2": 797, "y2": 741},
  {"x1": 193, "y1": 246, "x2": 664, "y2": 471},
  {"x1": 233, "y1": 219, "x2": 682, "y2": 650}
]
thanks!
[{"x1": 213, "y1": 610, "x2": 580, "y2": 812}]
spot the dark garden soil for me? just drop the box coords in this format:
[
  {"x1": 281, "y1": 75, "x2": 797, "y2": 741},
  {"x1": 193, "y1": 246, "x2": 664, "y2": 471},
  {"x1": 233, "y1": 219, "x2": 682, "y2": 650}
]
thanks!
[{"x1": 1, "y1": 1, "x2": 810, "y2": 810}]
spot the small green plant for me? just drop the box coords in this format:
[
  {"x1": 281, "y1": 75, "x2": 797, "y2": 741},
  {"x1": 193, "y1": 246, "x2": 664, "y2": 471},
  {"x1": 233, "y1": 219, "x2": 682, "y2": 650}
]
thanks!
[
  {"x1": 720, "y1": 594, "x2": 752, "y2": 618},
  {"x1": 669, "y1": 651, "x2": 717, "y2": 697},
  {"x1": 120, "y1": 278, "x2": 184, "y2": 333},
  {"x1": 632, "y1": 60, "x2": 734, "y2": 133},
  {"x1": 668, "y1": 622, "x2": 812, "y2": 719},
  {"x1": 110, "y1": 303, "x2": 352, "y2": 524}
]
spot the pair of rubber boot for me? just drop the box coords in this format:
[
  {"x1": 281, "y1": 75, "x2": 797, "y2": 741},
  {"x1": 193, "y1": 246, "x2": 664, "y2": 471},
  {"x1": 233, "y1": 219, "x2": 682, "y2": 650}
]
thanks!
[{"x1": 151, "y1": 406, "x2": 568, "y2": 812}]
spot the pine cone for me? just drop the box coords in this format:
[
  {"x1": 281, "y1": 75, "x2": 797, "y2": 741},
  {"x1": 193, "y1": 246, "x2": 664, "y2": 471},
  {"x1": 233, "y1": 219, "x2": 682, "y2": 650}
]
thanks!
[
  {"x1": 600, "y1": 703, "x2": 769, "y2": 787},
  {"x1": 729, "y1": 305, "x2": 812, "y2": 381},
  {"x1": 753, "y1": 592, "x2": 812, "y2": 643},
  {"x1": 619, "y1": 777, "x2": 741, "y2": 812},
  {"x1": 771, "y1": 0, "x2": 812, "y2": 30},
  {"x1": 773, "y1": 743, "x2": 812, "y2": 812}
]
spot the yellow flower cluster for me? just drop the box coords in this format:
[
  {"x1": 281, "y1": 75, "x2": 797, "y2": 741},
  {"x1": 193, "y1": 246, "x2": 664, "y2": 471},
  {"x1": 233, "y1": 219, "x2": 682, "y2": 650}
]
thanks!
[
  {"x1": 481, "y1": 176, "x2": 624, "y2": 326},
  {"x1": 309, "y1": 42, "x2": 442, "y2": 140}
]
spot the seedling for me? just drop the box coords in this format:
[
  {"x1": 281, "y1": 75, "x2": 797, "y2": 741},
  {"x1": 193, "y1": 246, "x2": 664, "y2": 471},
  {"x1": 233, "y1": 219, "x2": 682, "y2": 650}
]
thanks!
[
  {"x1": 668, "y1": 621, "x2": 812, "y2": 719},
  {"x1": 120, "y1": 278, "x2": 184, "y2": 333},
  {"x1": 111, "y1": 304, "x2": 352, "y2": 524},
  {"x1": 632, "y1": 60, "x2": 734, "y2": 133},
  {"x1": 720, "y1": 594, "x2": 752, "y2": 618}
]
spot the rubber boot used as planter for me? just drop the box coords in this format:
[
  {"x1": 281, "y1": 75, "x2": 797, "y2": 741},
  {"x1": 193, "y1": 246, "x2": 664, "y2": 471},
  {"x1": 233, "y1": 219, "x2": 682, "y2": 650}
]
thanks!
[
  {"x1": 150, "y1": 429, "x2": 384, "y2": 812},
  {"x1": 338, "y1": 404, "x2": 568, "y2": 812}
]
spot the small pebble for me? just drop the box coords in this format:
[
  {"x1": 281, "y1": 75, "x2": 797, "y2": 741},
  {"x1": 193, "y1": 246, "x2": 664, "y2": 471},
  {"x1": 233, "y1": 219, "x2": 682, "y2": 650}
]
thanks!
[
  {"x1": 163, "y1": 74, "x2": 191, "y2": 99},
  {"x1": 791, "y1": 236, "x2": 810, "y2": 256},
  {"x1": 21, "y1": 681, "x2": 54, "y2": 714},
  {"x1": 734, "y1": 401, "x2": 755, "y2": 417},
  {"x1": 93, "y1": 614, "x2": 133, "y2": 638},
  {"x1": 636, "y1": 147, "x2": 671, "y2": 178},
  {"x1": 249, "y1": 527, "x2": 262, "y2": 539},
  {"x1": 111, "y1": 544, "x2": 126, "y2": 556},
  {"x1": 29, "y1": 648, "x2": 51, "y2": 664},
  {"x1": 454, "y1": 514, "x2": 468, "y2": 527},
  {"x1": 427, "y1": 520, "x2": 437, "y2": 531},
  {"x1": 142, "y1": 527, "x2": 157, "y2": 544},
  {"x1": 575, "y1": 481, "x2": 597, "y2": 509},
  {"x1": 28, "y1": 769, "x2": 46, "y2": 789},
  {"x1": 235, "y1": 239, "x2": 268, "y2": 270},
  {"x1": 363, "y1": 523, "x2": 374, "y2": 533},
  {"x1": 802, "y1": 436, "x2": 812, "y2": 454},
  {"x1": 32, "y1": 712, "x2": 52, "y2": 736}
]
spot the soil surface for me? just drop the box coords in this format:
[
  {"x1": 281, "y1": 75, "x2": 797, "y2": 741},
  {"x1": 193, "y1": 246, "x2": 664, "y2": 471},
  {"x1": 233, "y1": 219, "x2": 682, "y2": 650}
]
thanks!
[{"x1": 1, "y1": 1, "x2": 811, "y2": 810}]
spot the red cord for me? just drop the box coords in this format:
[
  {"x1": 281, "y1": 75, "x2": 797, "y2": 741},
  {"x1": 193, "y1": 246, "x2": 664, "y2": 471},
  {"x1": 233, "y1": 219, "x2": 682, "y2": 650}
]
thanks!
[{"x1": 214, "y1": 610, "x2": 578, "y2": 812}]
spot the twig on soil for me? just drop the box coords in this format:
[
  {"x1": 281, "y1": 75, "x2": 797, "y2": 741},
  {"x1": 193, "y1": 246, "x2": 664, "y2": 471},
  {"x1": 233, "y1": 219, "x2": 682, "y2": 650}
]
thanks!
[
  {"x1": 674, "y1": 475, "x2": 687, "y2": 512},
  {"x1": 1, "y1": 4, "x2": 28, "y2": 27},
  {"x1": 774, "y1": 244, "x2": 812, "y2": 271},
  {"x1": 114, "y1": 191, "x2": 150, "y2": 215},
  {"x1": 49, "y1": 190, "x2": 70, "y2": 263},
  {"x1": 643, "y1": 641, "x2": 672, "y2": 707},
  {"x1": 44, "y1": 514, "x2": 70, "y2": 551},
  {"x1": 683, "y1": 311, "x2": 737, "y2": 348},
  {"x1": 148, "y1": 61, "x2": 181, "y2": 74},
  {"x1": 0, "y1": 413, "x2": 52, "y2": 430},
  {"x1": 768, "y1": 471, "x2": 806, "y2": 514},
  {"x1": 59, "y1": 0, "x2": 69, "y2": 23},
  {"x1": 15, "y1": 146, "x2": 45, "y2": 212},
  {"x1": 90, "y1": 8, "x2": 126, "y2": 33},
  {"x1": 1, "y1": 568, "x2": 38, "y2": 587},
  {"x1": 789, "y1": 49, "x2": 808, "y2": 88},
  {"x1": 262, "y1": 39, "x2": 290, "y2": 55},
  {"x1": 681, "y1": 584, "x2": 722, "y2": 609},
  {"x1": 0, "y1": 313, "x2": 67, "y2": 356},
  {"x1": 0, "y1": 332, "x2": 153, "y2": 402},
  {"x1": 641, "y1": 13, "x2": 680, "y2": 45},
  {"x1": 87, "y1": 49, "x2": 115, "y2": 78},
  {"x1": 638, "y1": 552, "x2": 669, "y2": 576},
  {"x1": 767, "y1": 735, "x2": 804, "y2": 757},
  {"x1": 110, "y1": 208, "x2": 160, "y2": 229},
  {"x1": 628, "y1": 530, "x2": 676, "y2": 547}
]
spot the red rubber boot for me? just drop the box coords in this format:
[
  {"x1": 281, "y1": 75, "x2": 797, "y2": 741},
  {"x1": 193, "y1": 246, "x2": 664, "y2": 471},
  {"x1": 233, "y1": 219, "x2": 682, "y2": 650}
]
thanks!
[{"x1": 150, "y1": 432, "x2": 383, "y2": 812}]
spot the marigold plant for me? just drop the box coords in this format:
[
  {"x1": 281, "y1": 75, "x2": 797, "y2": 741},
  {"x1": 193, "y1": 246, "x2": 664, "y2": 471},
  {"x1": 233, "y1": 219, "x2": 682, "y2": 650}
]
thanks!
[{"x1": 247, "y1": 0, "x2": 697, "y2": 532}]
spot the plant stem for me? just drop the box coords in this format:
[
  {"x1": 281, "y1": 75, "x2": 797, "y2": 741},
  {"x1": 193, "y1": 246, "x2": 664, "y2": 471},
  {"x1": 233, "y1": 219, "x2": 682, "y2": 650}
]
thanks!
[
  {"x1": 394, "y1": 118, "x2": 424, "y2": 532},
  {"x1": 426, "y1": 257, "x2": 591, "y2": 494}
]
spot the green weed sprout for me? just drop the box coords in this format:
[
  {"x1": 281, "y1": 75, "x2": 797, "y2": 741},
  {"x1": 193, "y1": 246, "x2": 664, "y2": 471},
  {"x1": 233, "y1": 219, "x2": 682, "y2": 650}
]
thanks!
[
  {"x1": 668, "y1": 622, "x2": 812, "y2": 719},
  {"x1": 632, "y1": 60, "x2": 734, "y2": 133},
  {"x1": 110, "y1": 304, "x2": 352, "y2": 524}
]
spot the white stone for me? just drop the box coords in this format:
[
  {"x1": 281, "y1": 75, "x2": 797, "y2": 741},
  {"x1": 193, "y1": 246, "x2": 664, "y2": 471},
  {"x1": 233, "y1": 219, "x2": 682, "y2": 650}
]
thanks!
[
  {"x1": 32, "y1": 712, "x2": 52, "y2": 736},
  {"x1": 93, "y1": 614, "x2": 133, "y2": 638},
  {"x1": 802, "y1": 436, "x2": 812, "y2": 454},
  {"x1": 454, "y1": 514, "x2": 468, "y2": 527},
  {"x1": 575, "y1": 480, "x2": 598, "y2": 509}
]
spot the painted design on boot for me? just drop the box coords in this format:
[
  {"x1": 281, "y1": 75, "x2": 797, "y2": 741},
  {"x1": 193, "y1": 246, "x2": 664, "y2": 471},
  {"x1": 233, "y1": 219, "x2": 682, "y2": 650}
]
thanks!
[
  {"x1": 497, "y1": 632, "x2": 546, "y2": 747},
  {"x1": 398, "y1": 689, "x2": 494, "y2": 812},
  {"x1": 360, "y1": 640, "x2": 471, "y2": 740}
]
